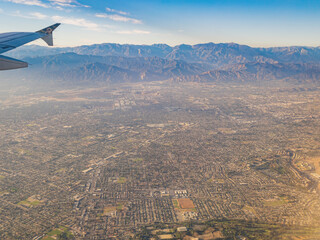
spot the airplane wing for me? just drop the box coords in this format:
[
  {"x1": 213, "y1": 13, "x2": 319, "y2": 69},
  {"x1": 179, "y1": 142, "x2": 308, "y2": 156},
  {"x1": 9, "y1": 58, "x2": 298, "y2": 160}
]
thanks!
[{"x1": 0, "y1": 23, "x2": 60, "y2": 71}]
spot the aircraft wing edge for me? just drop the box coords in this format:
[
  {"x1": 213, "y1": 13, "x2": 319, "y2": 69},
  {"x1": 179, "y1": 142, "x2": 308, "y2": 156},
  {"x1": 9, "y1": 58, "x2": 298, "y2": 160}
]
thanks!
[
  {"x1": 0, "y1": 55, "x2": 28, "y2": 71},
  {"x1": 0, "y1": 23, "x2": 61, "y2": 70},
  {"x1": 37, "y1": 23, "x2": 61, "y2": 46}
]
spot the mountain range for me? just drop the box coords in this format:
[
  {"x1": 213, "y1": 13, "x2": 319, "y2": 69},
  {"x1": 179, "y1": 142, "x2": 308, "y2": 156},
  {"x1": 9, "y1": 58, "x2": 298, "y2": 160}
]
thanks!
[{"x1": 3, "y1": 42, "x2": 320, "y2": 84}]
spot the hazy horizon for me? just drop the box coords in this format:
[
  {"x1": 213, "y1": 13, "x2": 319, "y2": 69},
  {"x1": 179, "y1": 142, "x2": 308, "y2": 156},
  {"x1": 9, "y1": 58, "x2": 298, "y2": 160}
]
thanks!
[{"x1": 21, "y1": 41, "x2": 320, "y2": 49}]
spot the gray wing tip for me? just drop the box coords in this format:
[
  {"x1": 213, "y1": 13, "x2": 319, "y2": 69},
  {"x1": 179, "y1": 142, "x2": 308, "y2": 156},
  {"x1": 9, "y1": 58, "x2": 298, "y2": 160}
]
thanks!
[
  {"x1": 37, "y1": 23, "x2": 61, "y2": 46},
  {"x1": 37, "y1": 23, "x2": 61, "y2": 34}
]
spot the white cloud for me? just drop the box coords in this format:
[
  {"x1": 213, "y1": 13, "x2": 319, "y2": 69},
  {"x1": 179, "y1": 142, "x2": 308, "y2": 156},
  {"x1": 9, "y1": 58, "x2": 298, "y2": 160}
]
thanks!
[
  {"x1": 106, "y1": 7, "x2": 128, "y2": 16},
  {"x1": 95, "y1": 13, "x2": 142, "y2": 24},
  {"x1": 50, "y1": 0, "x2": 74, "y2": 7},
  {"x1": 7, "y1": 0, "x2": 49, "y2": 8},
  {"x1": 30, "y1": 12, "x2": 47, "y2": 19},
  {"x1": 116, "y1": 29, "x2": 150, "y2": 35},
  {"x1": 7, "y1": 0, "x2": 88, "y2": 8},
  {"x1": 10, "y1": 10, "x2": 49, "y2": 19},
  {"x1": 7, "y1": 11, "x2": 102, "y2": 31},
  {"x1": 52, "y1": 16, "x2": 101, "y2": 31},
  {"x1": 49, "y1": 0, "x2": 89, "y2": 8}
]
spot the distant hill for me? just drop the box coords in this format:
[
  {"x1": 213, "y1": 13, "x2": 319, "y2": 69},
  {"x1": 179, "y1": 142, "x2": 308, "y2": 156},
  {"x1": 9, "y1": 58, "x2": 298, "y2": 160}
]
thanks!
[
  {"x1": 10, "y1": 53, "x2": 207, "y2": 83},
  {"x1": 3, "y1": 42, "x2": 320, "y2": 84},
  {"x1": 177, "y1": 62, "x2": 320, "y2": 83},
  {"x1": 61, "y1": 62, "x2": 140, "y2": 83},
  {"x1": 8, "y1": 42, "x2": 320, "y2": 65}
]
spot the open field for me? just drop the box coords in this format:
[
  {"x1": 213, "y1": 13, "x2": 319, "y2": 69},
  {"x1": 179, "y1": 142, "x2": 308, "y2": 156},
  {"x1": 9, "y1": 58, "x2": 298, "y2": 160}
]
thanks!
[
  {"x1": 42, "y1": 226, "x2": 73, "y2": 240},
  {"x1": 177, "y1": 199, "x2": 195, "y2": 209}
]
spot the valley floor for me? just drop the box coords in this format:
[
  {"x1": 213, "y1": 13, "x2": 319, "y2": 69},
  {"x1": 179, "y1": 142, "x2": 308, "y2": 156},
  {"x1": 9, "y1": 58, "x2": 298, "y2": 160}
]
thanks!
[{"x1": 0, "y1": 81, "x2": 319, "y2": 239}]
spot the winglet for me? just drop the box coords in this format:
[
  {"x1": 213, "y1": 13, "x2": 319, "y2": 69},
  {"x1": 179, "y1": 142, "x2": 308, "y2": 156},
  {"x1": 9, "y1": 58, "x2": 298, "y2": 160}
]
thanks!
[{"x1": 36, "y1": 23, "x2": 61, "y2": 46}]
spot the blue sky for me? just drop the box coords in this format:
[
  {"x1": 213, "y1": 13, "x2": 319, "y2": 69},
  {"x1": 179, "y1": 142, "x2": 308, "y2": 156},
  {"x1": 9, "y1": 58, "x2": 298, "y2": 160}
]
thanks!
[{"x1": 0, "y1": 0, "x2": 320, "y2": 47}]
